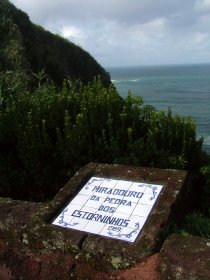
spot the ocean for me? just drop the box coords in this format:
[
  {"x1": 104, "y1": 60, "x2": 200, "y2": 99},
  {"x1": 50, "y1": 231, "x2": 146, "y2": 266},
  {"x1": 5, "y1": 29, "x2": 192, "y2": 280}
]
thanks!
[{"x1": 107, "y1": 64, "x2": 210, "y2": 155}]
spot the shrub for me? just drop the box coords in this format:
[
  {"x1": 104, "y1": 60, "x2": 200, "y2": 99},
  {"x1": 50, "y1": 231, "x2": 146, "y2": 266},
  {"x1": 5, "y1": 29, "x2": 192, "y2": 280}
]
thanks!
[
  {"x1": 0, "y1": 78, "x2": 204, "y2": 201},
  {"x1": 184, "y1": 212, "x2": 210, "y2": 239}
]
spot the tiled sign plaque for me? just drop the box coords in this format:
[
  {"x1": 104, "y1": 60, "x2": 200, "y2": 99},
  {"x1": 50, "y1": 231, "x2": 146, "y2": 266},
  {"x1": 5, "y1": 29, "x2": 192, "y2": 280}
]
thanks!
[{"x1": 52, "y1": 177, "x2": 163, "y2": 242}]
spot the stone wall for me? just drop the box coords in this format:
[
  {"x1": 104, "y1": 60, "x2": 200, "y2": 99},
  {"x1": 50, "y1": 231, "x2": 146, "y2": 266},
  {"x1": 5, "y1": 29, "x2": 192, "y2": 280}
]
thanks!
[{"x1": 0, "y1": 163, "x2": 209, "y2": 279}]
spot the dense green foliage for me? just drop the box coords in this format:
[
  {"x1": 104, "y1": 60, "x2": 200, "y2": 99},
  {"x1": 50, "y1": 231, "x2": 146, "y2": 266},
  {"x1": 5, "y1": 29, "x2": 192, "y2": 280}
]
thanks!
[
  {"x1": 0, "y1": 74, "x2": 205, "y2": 200},
  {"x1": 0, "y1": 0, "x2": 111, "y2": 88},
  {"x1": 184, "y1": 212, "x2": 210, "y2": 239}
]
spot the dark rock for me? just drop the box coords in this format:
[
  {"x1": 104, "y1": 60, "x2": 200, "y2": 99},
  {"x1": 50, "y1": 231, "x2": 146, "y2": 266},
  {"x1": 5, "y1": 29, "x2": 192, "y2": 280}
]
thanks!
[
  {"x1": 0, "y1": 265, "x2": 12, "y2": 280},
  {"x1": 160, "y1": 233, "x2": 210, "y2": 280}
]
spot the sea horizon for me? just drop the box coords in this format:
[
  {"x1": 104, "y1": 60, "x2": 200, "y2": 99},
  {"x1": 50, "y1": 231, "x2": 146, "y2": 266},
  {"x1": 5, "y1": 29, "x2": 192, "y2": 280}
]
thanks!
[
  {"x1": 107, "y1": 63, "x2": 210, "y2": 154},
  {"x1": 106, "y1": 61, "x2": 210, "y2": 69}
]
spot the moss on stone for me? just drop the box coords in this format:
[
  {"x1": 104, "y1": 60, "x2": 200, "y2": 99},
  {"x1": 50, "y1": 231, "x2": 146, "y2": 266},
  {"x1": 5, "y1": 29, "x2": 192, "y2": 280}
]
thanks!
[{"x1": 110, "y1": 256, "x2": 132, "y2": 269}]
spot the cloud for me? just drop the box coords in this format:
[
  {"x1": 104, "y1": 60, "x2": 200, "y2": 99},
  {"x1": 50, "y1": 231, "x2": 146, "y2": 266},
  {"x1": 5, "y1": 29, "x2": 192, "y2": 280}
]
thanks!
[
  {"x1": 61, "y1": 26, "x2": 86, "y2": 43},
  {"x1": 9, "y1": 0, "x2": 210, "y2": 66},
  {"x1": 11, "y1": 0, "x2": 194, "y2": 26},
  {"x1": 195, "y1": 0, "x2": 210, "y2": 12}
]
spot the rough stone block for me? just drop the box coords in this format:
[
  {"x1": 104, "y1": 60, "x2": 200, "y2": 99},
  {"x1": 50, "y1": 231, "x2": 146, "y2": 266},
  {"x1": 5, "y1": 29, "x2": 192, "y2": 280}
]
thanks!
[
  {"x1": 160, "y1": 234, "x2": 210, "y2": 280},
  {"x1": 33, "y1": 162, "x2": 189, "y2": 270},
  {"x1": 0, "y1": 162, "x2": 191, "y2": 274}
]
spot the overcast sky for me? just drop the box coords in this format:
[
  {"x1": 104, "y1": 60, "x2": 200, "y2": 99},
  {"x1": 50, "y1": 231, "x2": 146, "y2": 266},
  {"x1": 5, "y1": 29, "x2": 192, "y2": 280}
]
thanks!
[{"x1": 10, "y1": 0, "x2": 210, "y2": 67}]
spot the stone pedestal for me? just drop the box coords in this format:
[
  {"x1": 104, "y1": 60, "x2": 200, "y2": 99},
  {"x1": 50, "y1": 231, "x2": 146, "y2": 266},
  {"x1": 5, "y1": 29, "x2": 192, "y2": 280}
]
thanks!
[{"x1": 0, "y1": 162, "x2": 191, "y2": 278}]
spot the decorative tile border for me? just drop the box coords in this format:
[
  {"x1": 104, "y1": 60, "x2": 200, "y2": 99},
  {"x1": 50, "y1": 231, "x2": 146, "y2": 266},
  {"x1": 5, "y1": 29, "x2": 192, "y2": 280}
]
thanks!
[{"x1": 52, "y1": 177, "x2": 163, "y2": 242}]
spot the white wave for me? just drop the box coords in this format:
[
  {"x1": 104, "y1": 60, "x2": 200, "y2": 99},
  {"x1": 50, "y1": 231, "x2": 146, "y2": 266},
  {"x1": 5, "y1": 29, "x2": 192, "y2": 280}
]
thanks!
[
  {"x1": 111, "y1": 79, "x2": 140, "y2": 83},
  {"x1": 204, "y1": 136, "x2": 210, "y2": 145},
  {"x1": 111, "y1": 79, "x2": 123, "y2": 84}
]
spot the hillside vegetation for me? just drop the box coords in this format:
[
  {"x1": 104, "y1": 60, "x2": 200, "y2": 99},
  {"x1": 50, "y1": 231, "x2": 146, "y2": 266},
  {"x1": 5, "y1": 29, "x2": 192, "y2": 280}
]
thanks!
[{"x1": 0, "y1": 0, "x2": 111, "y2": 88}]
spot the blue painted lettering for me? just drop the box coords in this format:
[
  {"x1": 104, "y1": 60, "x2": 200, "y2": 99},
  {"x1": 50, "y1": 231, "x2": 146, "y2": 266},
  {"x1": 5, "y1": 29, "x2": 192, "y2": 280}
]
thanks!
[
  {"x1": 90, "y1": 195, "x2": 100, "y2": 201},
  {"x1": 108, "y1": 226, "x2": 121, "y2": 232},
  {"x1": 72, "y1": 210, "x2": 82, "y2": 218},
  {"x1": 92, "y1": 186, "x2": 143, "y2": 199},
  {"x1": 72, "y1": 210, "x2": 130, "y2": 227},
  {"x1": 104, "y1": 197, "x2": 132, "y2": 206},
  {"x1": 98, "y1": 205, "x2": 116, "y2": 213}
]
